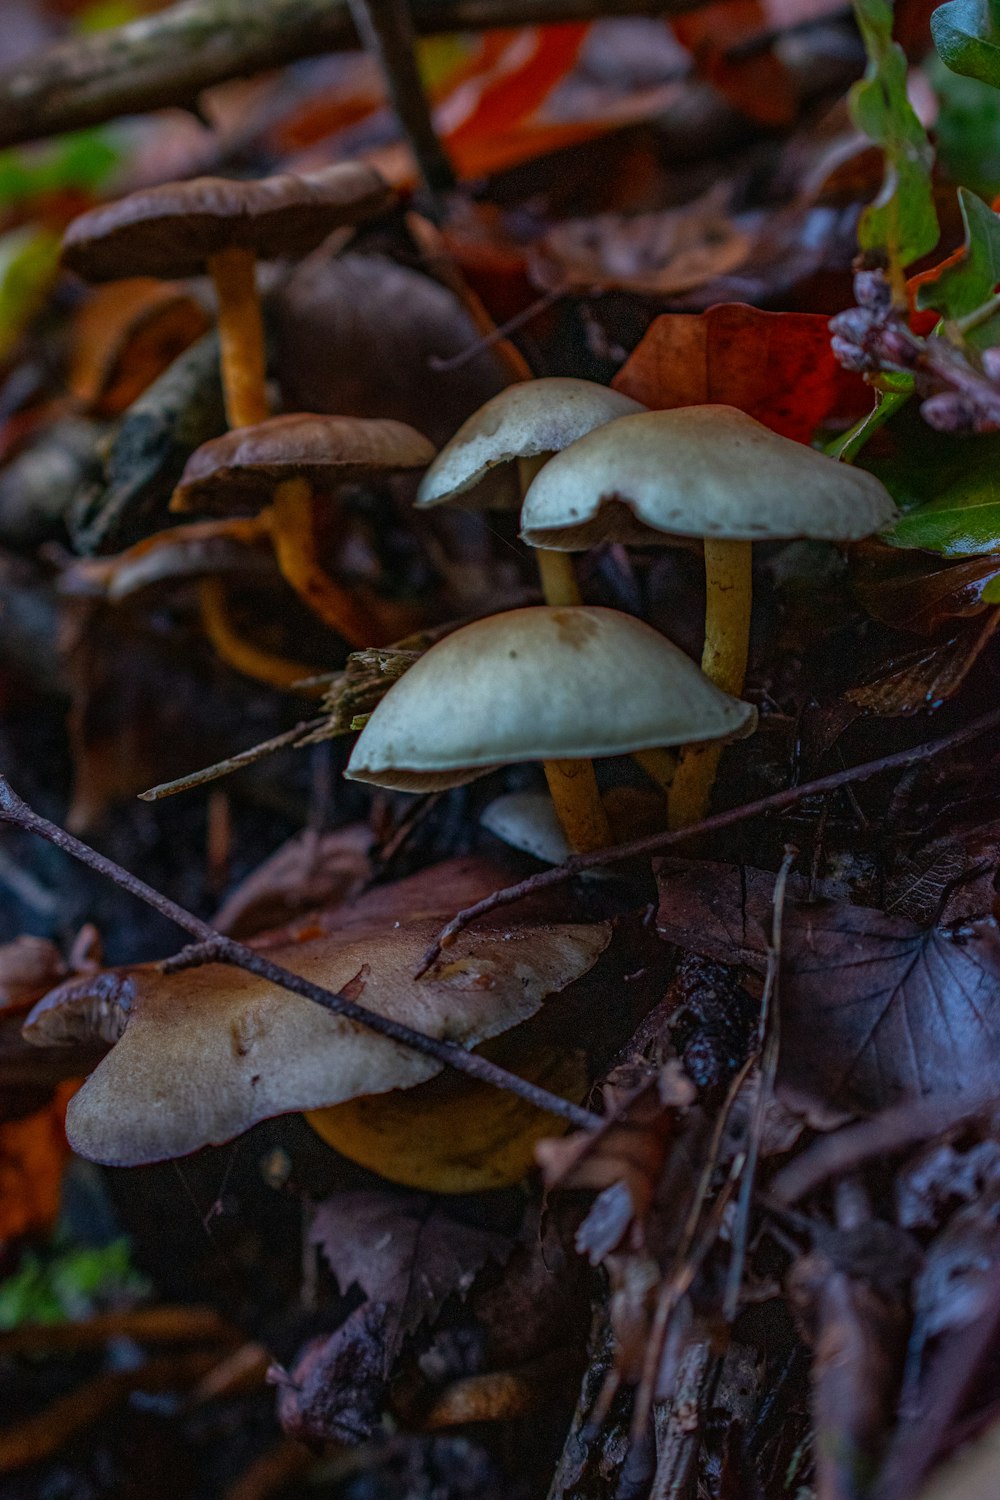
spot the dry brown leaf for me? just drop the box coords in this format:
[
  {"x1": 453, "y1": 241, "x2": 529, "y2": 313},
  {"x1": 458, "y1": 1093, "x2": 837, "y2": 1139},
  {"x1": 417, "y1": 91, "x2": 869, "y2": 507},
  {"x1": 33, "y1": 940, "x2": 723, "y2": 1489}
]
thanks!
[{"x1": 0, "y1": 1080, "x2": 75, "y2": 1244}]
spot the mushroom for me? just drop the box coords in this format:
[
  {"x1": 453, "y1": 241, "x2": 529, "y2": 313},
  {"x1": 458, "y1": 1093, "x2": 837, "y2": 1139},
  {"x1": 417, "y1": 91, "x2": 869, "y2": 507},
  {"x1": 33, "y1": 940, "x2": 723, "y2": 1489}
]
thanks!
[
  {"x1": 481, "y1": 786, "x2": 666, "y2": 867},
  {"x1": 519, "y1": 406, "x2": 898, "y2": 825},
  {"x1": 346, "y1": 605, "x2": 754, "y2": 853},
  {"x1": 415, "y1": 378, "x2": 645, "y2": 608},
  {"x1": 171, "y1": 413, "x2": 436, "y2": 649},
  {"x1": 29, "y1": 912, "x2": 611, "y2": 1189},
  {"x1": 61, "y1": 164, "x2": 393, "y2": 430}
]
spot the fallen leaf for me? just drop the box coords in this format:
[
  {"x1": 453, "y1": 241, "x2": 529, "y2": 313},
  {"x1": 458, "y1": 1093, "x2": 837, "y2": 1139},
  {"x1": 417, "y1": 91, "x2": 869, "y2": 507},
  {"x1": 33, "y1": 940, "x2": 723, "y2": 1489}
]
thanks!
[
  {"x1": 612, "y1": 302, "x2": 868, "y2": 441},
  {"x1": 853, "y1": 544, "x2": 1000, "y2": 634},
  {"x1": 270, "y1": 253, "x2": 507, "y2": 448},
  {"x1": 656, "y1": 858, "x2": 1000, "y2": 1117},
  {"x1": 847, "y1": 611, "x2": 1000, "y2": 714},
  {"x1": 276, "y1": 1303, "x2": 390, "y2": 1445},
  {"x1": 68, "y1": 277, "x2": 210, "y2": 417},
  {"x1": 531, "y1": 188, "x2": 752, "y2": 299},
  {"x1": 311, "y1": 1189, "x2": 514, "y2": 1364},
  {"x1": 0, "y1": 1082, "x2": 75, "y2": 1244},
  {"x1": 213, "y1": 824, "x2": 374, "y2": 939}
]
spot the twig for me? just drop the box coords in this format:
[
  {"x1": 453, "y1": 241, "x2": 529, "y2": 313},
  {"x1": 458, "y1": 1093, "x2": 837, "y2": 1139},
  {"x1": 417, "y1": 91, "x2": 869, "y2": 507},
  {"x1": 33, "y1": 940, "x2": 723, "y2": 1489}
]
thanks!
[
  {"x1": 349, "y1": 0, "x2": 456, "y2": 207},
  {"x1": 0, "y1": 0, "x2": 695, "y2": 150},
  {"x1": 139, "y1": 718, "x2": 328, "y2": 801},
  {"x1": 0, "y1": 1304, "x2": 235, "y2": 1357},
  {"x1": 428, "y1": 285, "x2": 569, "y2": 371},
  {"x1": 722, "y1": 845, "x2": 795, "y2": 1322},
  {"x1": 0, "y1": 778, "x2": 599, "y2": 1129},
  {"x1": 416, "y1": 706, "x2": 1000, "y2": 973}
]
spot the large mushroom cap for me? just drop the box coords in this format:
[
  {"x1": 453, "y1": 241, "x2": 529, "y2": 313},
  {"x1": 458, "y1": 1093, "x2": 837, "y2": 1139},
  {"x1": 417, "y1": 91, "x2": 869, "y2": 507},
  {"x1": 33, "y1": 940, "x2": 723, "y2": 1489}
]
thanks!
[
  {"x1": 415, "y1": 378, "x2": 645, "y2": 511},
  {"x1": 519, "y1": 405, "x2": 899, "y2": 548},
  {"x1": 62, "y1": 163, "x2": 394, "y2": 282},
  {"x1": 172, "y1": 413, "x2": 436, "y2": 512},
  {"x1": 346, "y1": 605, "x2": 755, "y2": 791},
  {"x1": 52, "y1": 914, "x2": 609, "y2": 1167}
]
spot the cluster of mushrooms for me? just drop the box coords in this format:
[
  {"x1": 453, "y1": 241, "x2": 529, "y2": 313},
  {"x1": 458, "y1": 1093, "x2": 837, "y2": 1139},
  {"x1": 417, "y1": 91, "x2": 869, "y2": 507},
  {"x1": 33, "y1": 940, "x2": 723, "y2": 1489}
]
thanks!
[{"x1": 31, "y1": 163, "x2": 900, "y2": 1189}]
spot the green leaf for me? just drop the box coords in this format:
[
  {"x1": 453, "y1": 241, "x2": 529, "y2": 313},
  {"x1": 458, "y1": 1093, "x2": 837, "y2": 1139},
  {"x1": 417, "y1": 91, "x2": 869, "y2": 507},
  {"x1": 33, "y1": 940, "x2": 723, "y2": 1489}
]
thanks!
[
  {"x1": 918, "y1": 187, "x2": 1000, "y2": 316},
  {"x1": 0, "y1": 129, "x2": 119, "y2": 209},
  {"x1": 882, "y1": 431, "x2": 1000, "y2": 553},
  {"x1": 932, "y1": 0, "x2": 1000, "y2": 87},
  {"x1": 850, "y1": 0, "x2": 939, "y2": 271},
  {"x1": 931, "y1": 54, "x2": 1000, "y2": 197},
  {"x1": 0, "y1": 226, "x2": 61, "y2": 363},
  {"x1": 0, "y1": 1238, "x2": 148, "y2": 1329}
]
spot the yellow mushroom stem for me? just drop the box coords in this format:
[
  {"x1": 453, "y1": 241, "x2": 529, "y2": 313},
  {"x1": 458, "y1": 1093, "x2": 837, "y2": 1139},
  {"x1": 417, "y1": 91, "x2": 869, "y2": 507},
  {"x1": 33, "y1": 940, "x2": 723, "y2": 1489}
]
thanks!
[
  {"x1": 518, "y1": 455, "x2": 581, "y2": 608},
  {"x1": 207, "y1": 246, "x2": 269, "y2": 430},
  {"x1": 632, "y1": 748, "x2": 677, "y2": 793},
  {"x1": 668, "y1": 537, "x2": 753, "y2": 830},
  {"x1": 271, "y1": 475, "x2": 386, "y2": 647},
  {"x1": 198, "y1": 576, "x2": 321, "y2": 693},
  {"x1": 543, "y1": 759, "x2": 612, "y2": 853}
]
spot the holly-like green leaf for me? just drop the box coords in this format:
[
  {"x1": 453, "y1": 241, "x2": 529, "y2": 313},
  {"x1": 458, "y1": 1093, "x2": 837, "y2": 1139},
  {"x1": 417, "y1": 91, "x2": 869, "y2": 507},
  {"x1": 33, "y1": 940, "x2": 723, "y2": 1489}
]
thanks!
[
  {"x1": 918, "y1": 187, "x2": 1000, "y2": 317},
  {"x1": 931, "y1": 55, "x2": 1000, "y2": 197},
  {"x1": 885, "y1": 433, "x2": 1000, "y2": 553},
  {"x1": 850, "y1": 0, "x2": 939, "y2": 271},
  {"x1": 932, "y1": 0, "x2": 1000, "y2": 88}
]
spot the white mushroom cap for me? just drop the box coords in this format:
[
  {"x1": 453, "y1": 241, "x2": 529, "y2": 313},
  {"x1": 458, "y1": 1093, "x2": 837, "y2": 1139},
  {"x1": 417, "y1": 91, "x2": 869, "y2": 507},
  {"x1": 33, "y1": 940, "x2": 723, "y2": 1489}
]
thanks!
[
  {"x1": 415, "y1": 378, "x2": 646, "y2": 510},
  {"x1": 345, "y1": 606, "x2": 755, "y2": 792},
  {"x1": 519, "y1": 405, "x2": 899, "y2": 549},
  {"x1": 481, "y1": 792, "x2": 573, "y2": 865},
  {"x1": 59, "y1": 915, "x2": 611, "y2": 1166}
]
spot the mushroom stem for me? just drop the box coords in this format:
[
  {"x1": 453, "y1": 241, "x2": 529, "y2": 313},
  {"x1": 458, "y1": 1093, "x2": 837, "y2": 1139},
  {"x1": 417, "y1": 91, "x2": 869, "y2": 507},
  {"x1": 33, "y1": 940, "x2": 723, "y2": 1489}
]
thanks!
[
  {"x1": 542, "y1": 759, "x2": 611, "y2": 853},
  {"x1": 518, "y1": 455, "x2": 581, "y2": 607},
  {"x1": 207, "y1": 246, "x2": 269, "y2": 430},
  {"x1": 668, "y1": 538, "x2": 752, "y2": 829},
  {"x1": 633, "y1": 748, "x2": 677, "y2": 793},
  {"x1": 198, "y1": 577, "x2": 319, "y2": 693},
  {"x1": 271, "y1": 476, "x2": 384, "y2": 647}
]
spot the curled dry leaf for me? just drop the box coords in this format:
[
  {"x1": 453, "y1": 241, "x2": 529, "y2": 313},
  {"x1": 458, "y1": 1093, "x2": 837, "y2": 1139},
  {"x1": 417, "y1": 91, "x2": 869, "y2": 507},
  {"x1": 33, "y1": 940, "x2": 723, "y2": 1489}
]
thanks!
[
  {"x1": 656, "y1": 859, "x2": 1000, "y2": 1119},
  {"x1": 531, "y1": 188, "x2": 752, "y2": 300},
  {"x1": 69, "y1": 277, "x2": 211, "y2": 418},
  {"x1": 30, "y1": 858, "x2": 611, "y2": 1165},
  {"x1": 311, "y1": 1189, "x2": 515, "y2": 1365},
  {"x1": 275, "y1": 1303, "x2": 390, "y2": 1446},
  {"x1": 270, "y1": 254, "x2": 507, "y2": 448}
]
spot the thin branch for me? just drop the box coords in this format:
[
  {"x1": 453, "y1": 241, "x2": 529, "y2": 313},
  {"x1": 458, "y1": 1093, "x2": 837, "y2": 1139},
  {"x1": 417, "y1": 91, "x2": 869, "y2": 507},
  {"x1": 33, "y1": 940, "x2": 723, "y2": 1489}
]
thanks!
[
  {"x1": 0, "y1": 0, "x2": 694, "y2": 151},
  {"x1": 415, "y1": 707, "x2": 1000, "y2": 973},
  {"x1": 139, "y1": 718, "x2": 328, "y2": 801},
  {"x1": 349, "y1": 0, "x2": 456, "y2": 207},
  {"x1": 0, "y1": 778, "x2": 599, "y2": 1130}
]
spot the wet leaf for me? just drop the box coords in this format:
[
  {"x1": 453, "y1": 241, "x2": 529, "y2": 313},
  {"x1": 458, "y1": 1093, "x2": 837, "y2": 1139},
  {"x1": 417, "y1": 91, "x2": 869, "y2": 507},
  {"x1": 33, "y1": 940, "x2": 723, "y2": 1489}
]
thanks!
[
  {"x1": 612, "y1": 303, "x2": 868, "y2": 442},
  {"x1": 850, "y1": 0, "x2": 939, "y2": 272},
  {"x1": 846, "y1": 612, "x2": 1000, "y2": 714},
  {"x1": 932, "y1": 0, "x2": 1000, "y2": 90},
  {"x1": 311, "y1": 1189, "x2": 514, "y2": 1363},
  {"x1": 853, "y1": 544, "x2": 1000, "y2": 633}
]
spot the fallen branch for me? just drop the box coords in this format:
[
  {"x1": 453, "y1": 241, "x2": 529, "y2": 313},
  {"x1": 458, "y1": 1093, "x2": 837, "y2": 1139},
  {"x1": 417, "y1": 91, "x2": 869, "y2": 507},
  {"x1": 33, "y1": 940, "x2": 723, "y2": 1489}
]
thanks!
[
  {"x1": 0, "y1": 0, "x2": 693, "y2": 150},
  {"x1": 417, "y1": 707, "x2": 1000, "y2": 972},
  {"x1": 0, "y1": 777, "x2": 599, "y2": 1130}
]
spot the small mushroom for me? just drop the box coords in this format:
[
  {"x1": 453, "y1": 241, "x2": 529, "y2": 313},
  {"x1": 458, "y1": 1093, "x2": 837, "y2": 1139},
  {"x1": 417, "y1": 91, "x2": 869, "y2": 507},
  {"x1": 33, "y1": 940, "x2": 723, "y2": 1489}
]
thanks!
[
  {"x1": 62, "y1": 164, "x2": 393, "y2": 430},
  {"x1": 519, "y1": 406, "x2": 898, "y2": 825},
  {"x1": 481, "y1": 786, "x2": 666, "y2": 867},
  {"x1": 415, "y1": 378, "x2": 645, "y2": 607},
  {"x1": 171, "y1": 413, "x2": 436, "y2": 649},
  {"x1": 30, "y1": 914, "x2": 610, "y2": 1187},
  {"x1": 346, "y1": 605, "x2": 754, "y2": 852}
]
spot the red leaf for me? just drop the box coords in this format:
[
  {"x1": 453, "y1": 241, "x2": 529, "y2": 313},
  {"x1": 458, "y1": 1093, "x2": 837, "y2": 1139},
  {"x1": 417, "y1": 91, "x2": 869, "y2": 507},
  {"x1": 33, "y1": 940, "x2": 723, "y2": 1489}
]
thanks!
[{"x1": 612, "y1": 304, "x2": 869, "y2": 443}]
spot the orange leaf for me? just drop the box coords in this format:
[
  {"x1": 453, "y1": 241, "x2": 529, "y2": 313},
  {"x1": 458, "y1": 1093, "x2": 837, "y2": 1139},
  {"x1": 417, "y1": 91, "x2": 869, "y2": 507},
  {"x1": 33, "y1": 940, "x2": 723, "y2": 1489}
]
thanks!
[
  {"x1": 612, "y1": 303, "x2": 869, "y2": 443},
  {"x1": 0, "y1": 1082, "x2": 75, "y2": 1244}
]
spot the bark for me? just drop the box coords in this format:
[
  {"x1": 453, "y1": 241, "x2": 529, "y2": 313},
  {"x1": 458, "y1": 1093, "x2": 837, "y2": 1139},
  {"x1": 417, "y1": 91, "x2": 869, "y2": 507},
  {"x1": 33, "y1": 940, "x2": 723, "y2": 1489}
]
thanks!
[{"x1": 0, "y1": 0, "x2": 693, "y2": 150}]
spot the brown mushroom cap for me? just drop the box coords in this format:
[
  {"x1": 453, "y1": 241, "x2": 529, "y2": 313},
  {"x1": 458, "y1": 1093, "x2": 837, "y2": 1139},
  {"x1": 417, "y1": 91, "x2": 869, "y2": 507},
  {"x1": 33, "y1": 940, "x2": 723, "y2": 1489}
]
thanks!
[
  {"x1": 61, "y1": 163, "x2": 394, "y2": 282},
  {"x1": 172, "y1": 413, "x2": 436, "y2": 512},
  {"x1": 48, "y1": 916, "x2": 610, "y2": 1166},
  {"x1": 415, "y1": 378, "x2": 646, "y2": 511},
  {"x1": 519, "y1": 405, "x2": 899, "y2": 548}
]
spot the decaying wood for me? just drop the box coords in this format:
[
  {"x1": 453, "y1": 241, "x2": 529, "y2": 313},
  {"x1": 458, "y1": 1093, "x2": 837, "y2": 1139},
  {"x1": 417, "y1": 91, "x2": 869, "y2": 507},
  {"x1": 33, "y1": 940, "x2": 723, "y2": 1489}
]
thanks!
[{"x1": 0, "y1": 0, "x2": 701, "y2": 150}]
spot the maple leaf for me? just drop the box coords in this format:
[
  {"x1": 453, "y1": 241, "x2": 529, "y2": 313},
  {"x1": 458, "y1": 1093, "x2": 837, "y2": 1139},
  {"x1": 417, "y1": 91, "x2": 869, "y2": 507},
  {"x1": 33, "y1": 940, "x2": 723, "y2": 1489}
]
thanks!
[
  {"x1": 656, "y1": 861, "x2": 1000, "y2": 1117},
  {"x1": 310, "y1": 1189, "x2": 514, "y2": 1364},
  {"x1": 612, "y1": 303, "x2": 868, "y2": 443},
  {"x1": 850, "y1": 0, "x2": 939, "y2": 275}
]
